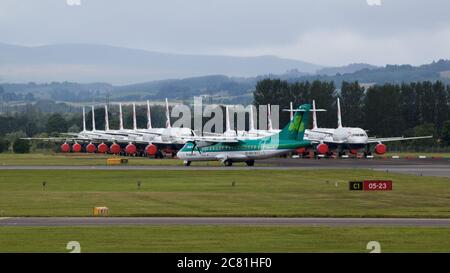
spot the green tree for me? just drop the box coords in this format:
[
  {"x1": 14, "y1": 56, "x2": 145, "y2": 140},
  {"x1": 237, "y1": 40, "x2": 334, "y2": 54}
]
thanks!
[
  {"x1": 364, "y1": 84, "x2": 403, "y2": 137},
  {"x1": 12, "y1": 138, "x2": 31, "y2": 153},
  {"x1": 411, "y1": 123, "x2": 435, "y2": 146},
  {"x1": 339, "y1": 81, "x2": 364, "y2": 127},
  {"x1": 309, "y1": 81, "x2": 336, "y2": 128},
  {"x1": 46, "y1": 113, "x2": 68, "y2": 133},
  {"x1": 441, "y1": 120, "x2": 450, "y2": 145},
  {"x1": 0, "y1": 138, "x2": 10, "y2": 153}
]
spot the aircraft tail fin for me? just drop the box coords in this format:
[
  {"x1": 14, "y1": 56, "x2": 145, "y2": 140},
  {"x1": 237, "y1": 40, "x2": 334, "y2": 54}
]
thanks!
[
  {"x1": 147, "y1": 100, "x2": 152, "y2": 129},
  {"x1": 337, "y1": 98, "x2": 342, "y2": 128},
  {"x1": 249, "y1": 105, "x2": 255, "y2": 131},
  {"x1": 119, "y1": 103, "x2": 124, "y2": 130},
  {"x1": 91, "y1": 105, "x2": 96, "y2": 131},
  {"x1": 132, "y1": 103, "x2": 137, "y2": 130},
  {"x1": 165, "y1": 98, "x2": 171, "y2": 128},
  {"x1": 82, "y1": 106, "x2": 86, "y2": 132},
  {"x1": 312, "y1": 100, "x2": 318, "y2": 129},
  {"x1": 104, "y1": 104, "x2": 110, "y2": 131},
  {"x1": 289, "y1": 102, "x2": 293, "y2": 121},
  {"x1": 276, "y1": 104, "x2": 311, "y2": 141},
  {"x1": 268, "y1": 104, "x2": 273, "y2": 131}
]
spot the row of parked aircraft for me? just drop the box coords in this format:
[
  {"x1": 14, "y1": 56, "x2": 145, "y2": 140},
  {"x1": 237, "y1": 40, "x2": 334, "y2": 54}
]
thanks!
[{"x1": 24, "y1": 98, "x2": 432, "y2": 166}]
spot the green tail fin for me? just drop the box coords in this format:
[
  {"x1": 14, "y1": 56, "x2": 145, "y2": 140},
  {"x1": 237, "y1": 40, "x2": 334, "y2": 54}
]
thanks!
[{"x1": 276, "y1": 104, "x2": 311, "y2": 141}]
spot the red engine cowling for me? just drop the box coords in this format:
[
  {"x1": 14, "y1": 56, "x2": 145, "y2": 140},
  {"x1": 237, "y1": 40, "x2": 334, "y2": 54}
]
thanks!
[
  {"x1": 60, "y1": 143, "x2": 70, "y2": 153},
  {"x1": 125, "y1": 143, "x2": 137, "y2": 155},
  {"x1": 145, "y1": 144, "x2": 158, "y2": 155},
  {"x1": 98, "y1": 143, "x2": 108, "y2": 153},
  {"x1": 72, "y1": 143, "x2": 82, "y2": 153},
  {"x1": 316, "y1": 143, "x2": 329, "y2": 154},
  {"x1": 110, "y1": 143, "x2": 121, "y2": 154},
  {"x1": 375, "y1": 143, "x2": 387, "y2": 155},
  {"x1": 86, "y1": 143, "x2": 96, "y2": 153}
]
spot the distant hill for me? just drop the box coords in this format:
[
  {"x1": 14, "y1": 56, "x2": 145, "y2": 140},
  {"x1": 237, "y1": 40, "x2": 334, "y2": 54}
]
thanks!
[
  {"x1": 288, "y1": 59, "x2": 450, "y2": 85},
  {"x1": 316, "y1": 63, "x2": 379, "y2": 76},
  {"x1": 0, "y1": 43, "x2": 321, "y2": 84},
  {"x1": 2, "y1": 59, "x2": 450, "y2": 105}
]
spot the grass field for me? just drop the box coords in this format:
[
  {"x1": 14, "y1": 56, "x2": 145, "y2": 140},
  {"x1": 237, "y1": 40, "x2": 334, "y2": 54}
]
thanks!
[
  {"x1": 0, "y1": 169, "x2": 449, "y2": 217},
  {"x1": 0, "y1": 153, "x2": 247, "y2": 166},
  {"x1": 0, "y1": 226, "x2": 448, "y2": 252},
  {"x1": 385, "y1": 152, "x2": 450, "y2": 158}
]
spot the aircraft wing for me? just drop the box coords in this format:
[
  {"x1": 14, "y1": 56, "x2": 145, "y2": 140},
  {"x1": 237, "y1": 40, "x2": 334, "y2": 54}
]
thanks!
[
  {"x1": 181, "y1": 136, "x2": 240, "y2": 144},
  {"x1": 307, "y1": 139, "x2": 346, "y2": 144},
  {"x1": 134, "y1": 130, "x2": 163, "y2": 136},
  {"x1": 21, "y1": 137, "x2": 93, "y2": 143},
  {"x1": 310, "y1": 130, "x2": 334, "y2": 136},
  {"x1": 367, "y1": 136, "x2": 433, "y2": 143}
]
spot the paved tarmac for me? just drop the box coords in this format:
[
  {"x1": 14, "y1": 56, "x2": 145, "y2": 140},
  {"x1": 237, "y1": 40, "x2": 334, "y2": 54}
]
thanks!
[
  {"x1": 0, "y1": 158, "x2": 449, "y2": 177},
  {"x1": 1, "y1": 217, "x2": 450, "y2": 227}
]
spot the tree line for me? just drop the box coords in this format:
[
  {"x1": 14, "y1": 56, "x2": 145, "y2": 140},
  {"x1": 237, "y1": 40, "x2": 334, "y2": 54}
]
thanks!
[{"x1": 253, "y1": 79, "x2": 450, "y2": 146}]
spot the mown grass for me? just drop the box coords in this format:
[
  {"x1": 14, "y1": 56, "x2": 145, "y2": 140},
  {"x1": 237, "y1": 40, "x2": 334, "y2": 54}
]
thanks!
[
  {"x1": 0, "y1": 226, "x2": 448, "y2": 253},
  {"x1": 0, "y1": 169, "x2": 449, "y2": 217},
  {"x1": 384, "y1": 152, "x2": 450, "y2": 158},
  {"x1": 0, "y1": 153, "x2": 235, "y2": 166}
]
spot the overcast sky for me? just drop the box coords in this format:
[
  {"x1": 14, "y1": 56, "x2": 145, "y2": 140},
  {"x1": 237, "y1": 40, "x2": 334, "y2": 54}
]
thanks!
[{"x1": 0, "y1": 0, "x2": 449, "y2": 66}]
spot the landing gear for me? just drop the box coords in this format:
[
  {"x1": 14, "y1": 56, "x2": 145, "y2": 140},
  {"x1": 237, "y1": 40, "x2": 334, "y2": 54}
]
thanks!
[
  {"x1": 183, "y1": 160, "x2": 191, "y2": 166},
  {"x1": 155, "y1": 150, "x2": 164, "y2": 159},
  {"x1": 364, "y1": 144, "x2": 372, "y2": 157},
  {"x1": 245, "y1": 160, "x2": 255, "y2": 166},
  {"x1": 223, "y1": 160, "x2": 233, "y2": 167}
]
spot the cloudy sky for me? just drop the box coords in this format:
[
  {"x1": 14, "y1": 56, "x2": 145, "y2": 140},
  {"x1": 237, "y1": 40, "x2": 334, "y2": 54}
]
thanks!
[{"x1": 0, "y1": 0, "x2": 449, "y2": 66}]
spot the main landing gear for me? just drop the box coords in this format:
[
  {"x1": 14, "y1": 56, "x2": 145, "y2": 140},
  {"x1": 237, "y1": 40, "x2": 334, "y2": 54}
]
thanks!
[
  {"x1": 223, "y1": 160, "x2": 233, "y2": 167},
  {"x1": 183, "y1": 160, "x2": 191, "y2": 166},
  {"x1": 364, "y1": 144, "x2": 372, "y2": 157},
  {"x1": 245, "y1": 160, "x2": 255, "y2": 166}
]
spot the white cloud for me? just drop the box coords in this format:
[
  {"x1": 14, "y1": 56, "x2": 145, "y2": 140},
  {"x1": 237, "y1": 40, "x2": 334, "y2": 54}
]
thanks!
[
  {"x1": 366, "y1": 0, "x2": 382, "y2": 6},
  {"x1": 66, "y1": 0, "x2": 81, "y2": 6}
]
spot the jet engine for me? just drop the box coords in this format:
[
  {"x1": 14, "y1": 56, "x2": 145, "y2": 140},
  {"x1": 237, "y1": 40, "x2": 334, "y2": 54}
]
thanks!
[{"x1": 316, "y1": 143, "x2": 329, "y2": 154}]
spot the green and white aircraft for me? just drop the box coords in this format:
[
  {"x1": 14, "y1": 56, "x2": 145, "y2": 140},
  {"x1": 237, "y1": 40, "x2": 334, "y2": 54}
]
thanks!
[{"x1": 177, "y1": 104, "x2": 312, "y2": 166}]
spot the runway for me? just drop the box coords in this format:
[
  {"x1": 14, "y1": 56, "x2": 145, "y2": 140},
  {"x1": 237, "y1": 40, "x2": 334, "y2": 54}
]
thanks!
[
  {"x1": 1, "y1": 217, "x2": 450, "y2": 227},
  {"x1": 1, "y1": 158, "x2": 449, "y2": 177}
]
